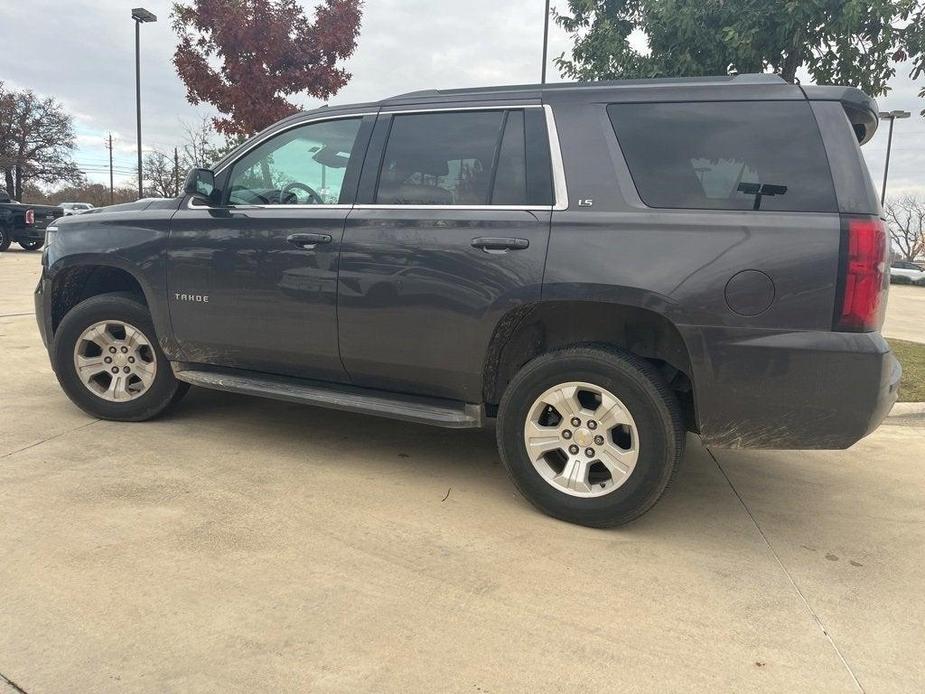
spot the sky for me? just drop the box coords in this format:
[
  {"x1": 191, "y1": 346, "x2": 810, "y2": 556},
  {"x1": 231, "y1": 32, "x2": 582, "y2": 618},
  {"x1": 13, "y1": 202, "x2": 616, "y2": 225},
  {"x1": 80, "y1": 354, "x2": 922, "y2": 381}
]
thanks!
[{"x1": 0, "y1": 0, "x2": 923, "y2": 198}]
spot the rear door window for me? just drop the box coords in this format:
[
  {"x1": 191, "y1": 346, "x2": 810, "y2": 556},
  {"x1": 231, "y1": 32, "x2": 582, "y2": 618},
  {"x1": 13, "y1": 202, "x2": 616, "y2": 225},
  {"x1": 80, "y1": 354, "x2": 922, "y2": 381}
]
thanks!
[
  {"x1": 374, "y1": 109, "x2": 553, "y2": 206},
  {"x1": 608, "y1": 101, "x2": 837, "y2": 212},
  {"x1": 491, "y1": 111, "x2": 527, "y2": 204},
  {"x1": 377, "y1": 111, "x2": 502, "y2": 205}
]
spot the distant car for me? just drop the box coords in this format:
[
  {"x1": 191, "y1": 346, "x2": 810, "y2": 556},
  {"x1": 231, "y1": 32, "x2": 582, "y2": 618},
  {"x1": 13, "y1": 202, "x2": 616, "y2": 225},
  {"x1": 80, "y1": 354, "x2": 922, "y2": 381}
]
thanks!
[
  {"x1": 890, "y1": 260, "x2": 925, "y2": 285},
  {"x1": 59, "y1": 202, "x2": 94, "y2": 215},
  {"x1": 0, "y1": 189, "x2": 64, "y2": 251}
]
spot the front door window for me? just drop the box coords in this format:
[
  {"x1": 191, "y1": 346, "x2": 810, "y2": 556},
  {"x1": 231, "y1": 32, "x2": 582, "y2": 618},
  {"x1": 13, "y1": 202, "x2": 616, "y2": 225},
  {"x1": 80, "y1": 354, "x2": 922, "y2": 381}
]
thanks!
[{"x1": 227, "y1": 118, "x2": 362, "y2": 206}]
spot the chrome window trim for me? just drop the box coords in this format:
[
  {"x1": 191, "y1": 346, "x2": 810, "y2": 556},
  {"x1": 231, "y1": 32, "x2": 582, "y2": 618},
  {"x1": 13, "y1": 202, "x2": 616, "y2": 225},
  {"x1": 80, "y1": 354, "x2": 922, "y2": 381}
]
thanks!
[
  {"x1": 544, "y1": 104, "x2": 569, "y2": 211},
  {"x1": 187, "y1": 198, "x2": 353, "y2": 211},
  {"x1": 191, "y1": 103, "x2": 569, "y2": 213},
  {"x1": 353, "y1": 204, "x2": 554, "y2": 211},
  {"x1": 214, "y1": 112, "x2": 377, "y2": 177}
]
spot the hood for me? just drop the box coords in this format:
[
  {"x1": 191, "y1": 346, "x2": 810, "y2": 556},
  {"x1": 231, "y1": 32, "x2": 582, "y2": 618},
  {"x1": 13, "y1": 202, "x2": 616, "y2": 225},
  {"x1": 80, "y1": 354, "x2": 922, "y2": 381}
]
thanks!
[{"x1": 57, "y1": 198, "x2": 181, "y2": 223}]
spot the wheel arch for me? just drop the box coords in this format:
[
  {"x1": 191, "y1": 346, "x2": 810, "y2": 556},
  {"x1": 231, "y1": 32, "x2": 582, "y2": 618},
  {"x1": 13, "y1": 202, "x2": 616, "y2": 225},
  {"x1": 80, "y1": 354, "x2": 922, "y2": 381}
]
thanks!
[
  {"x1": 483, "y1": 300, "x2": 698, "y2": 431},
  {"x1": 49, "y1": 259, "x2": 156, "y2": 336}
]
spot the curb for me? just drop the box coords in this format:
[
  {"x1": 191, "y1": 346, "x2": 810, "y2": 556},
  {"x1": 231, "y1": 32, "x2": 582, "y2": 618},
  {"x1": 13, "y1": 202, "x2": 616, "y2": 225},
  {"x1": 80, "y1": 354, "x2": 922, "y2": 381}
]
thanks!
[{"x1": 885, "y1": 402, "x2": 925, "y2": 424}]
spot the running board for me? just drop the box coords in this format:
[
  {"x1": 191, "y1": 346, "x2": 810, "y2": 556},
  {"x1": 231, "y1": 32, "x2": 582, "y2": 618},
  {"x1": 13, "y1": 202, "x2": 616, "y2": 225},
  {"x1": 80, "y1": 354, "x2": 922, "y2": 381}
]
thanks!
[{"x1": 173, "y1": 367, "x2": 484, "y2": 429}]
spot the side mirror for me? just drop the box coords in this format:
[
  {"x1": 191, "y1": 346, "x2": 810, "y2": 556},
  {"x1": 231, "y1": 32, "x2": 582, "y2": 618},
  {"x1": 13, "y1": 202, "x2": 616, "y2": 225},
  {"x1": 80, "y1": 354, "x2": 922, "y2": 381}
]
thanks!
[{"x1": 183, "y1": 168, "x2": 215, "y2": 199}]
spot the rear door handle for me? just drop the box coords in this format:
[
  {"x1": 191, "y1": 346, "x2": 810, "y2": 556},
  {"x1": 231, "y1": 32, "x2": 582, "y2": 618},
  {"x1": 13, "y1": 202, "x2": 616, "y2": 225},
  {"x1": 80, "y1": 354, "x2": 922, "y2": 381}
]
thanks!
[
  {"x1": 287, "y1": 233, "x2": 333, "y2": 249},
  {"x1": 471, "y1": 237, "x2": 530, "y2": 254}
]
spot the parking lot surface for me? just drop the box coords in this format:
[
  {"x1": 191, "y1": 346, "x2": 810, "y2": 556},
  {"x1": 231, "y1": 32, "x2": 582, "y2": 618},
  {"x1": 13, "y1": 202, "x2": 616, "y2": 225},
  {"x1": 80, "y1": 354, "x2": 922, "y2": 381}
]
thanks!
[
  {"x1": 883, "y1": 283, "x2": 925, "y2": 344},
  {"x1": 2, "y1": 248, "x2": 924, "y2": 693}
]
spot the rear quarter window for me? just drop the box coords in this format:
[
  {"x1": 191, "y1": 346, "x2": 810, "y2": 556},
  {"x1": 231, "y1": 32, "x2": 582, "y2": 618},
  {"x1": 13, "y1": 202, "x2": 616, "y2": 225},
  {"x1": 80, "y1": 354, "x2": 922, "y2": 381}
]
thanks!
[{"x1": 608, "y1": 101, "x2": 837, "y2": 213}]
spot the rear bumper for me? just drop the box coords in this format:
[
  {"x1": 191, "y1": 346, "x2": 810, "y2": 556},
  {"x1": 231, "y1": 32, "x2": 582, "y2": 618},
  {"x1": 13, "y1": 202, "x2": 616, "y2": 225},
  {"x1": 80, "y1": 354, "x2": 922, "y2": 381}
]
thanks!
[
  {"x1": 16, "y1": 227, "x2": 45, "y2": 242},
  {"x1": 681, "y1": 326, "x2": 901, "y2": 449}
]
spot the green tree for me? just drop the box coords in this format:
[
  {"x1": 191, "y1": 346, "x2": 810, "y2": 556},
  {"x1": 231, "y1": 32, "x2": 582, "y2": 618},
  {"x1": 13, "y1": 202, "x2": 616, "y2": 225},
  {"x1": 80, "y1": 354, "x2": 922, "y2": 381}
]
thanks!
[{"x1": 555, "y1": 0, "x2": 925, "y2": 109}]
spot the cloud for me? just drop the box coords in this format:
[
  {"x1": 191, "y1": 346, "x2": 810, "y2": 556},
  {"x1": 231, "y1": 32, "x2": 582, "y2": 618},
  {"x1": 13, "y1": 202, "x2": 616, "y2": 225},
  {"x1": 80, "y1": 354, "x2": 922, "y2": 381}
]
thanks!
[{"x1": 0, "y1": 0, "x2": 922, "y2": 195}]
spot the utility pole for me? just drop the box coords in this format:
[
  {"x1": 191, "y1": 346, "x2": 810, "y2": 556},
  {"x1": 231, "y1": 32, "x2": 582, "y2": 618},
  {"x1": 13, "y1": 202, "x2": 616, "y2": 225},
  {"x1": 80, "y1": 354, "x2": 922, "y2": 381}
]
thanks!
[
  {"x1": 541, "y1": 0, "x2": 551, "y2": 84},
  {"x1": 174, "y1": 147, "x2": 180, "y2": 197},
  {"x1": 106, "y1": 133, "x2": 114, "y2": 205}
]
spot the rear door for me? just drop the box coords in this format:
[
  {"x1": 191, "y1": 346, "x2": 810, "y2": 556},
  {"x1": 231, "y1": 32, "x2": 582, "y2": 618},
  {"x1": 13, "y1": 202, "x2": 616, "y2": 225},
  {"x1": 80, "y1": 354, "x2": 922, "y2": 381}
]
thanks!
[
  {"x1": 338, "y1": 105, "x2": 558, "y2": 402},
  {"x1": 167, "y1": 114, "x2": 373, "y2": 381}
]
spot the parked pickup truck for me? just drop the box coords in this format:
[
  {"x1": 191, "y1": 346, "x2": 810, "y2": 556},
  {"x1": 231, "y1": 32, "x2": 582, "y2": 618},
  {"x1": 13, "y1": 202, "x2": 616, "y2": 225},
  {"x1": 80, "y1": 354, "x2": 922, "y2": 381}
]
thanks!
[
  {"x1": 0, "y1": 189, "x2": 64, "y2": 251},
  {"x1": 35, "y1": 74, "x2": 900, "y2": 527}
]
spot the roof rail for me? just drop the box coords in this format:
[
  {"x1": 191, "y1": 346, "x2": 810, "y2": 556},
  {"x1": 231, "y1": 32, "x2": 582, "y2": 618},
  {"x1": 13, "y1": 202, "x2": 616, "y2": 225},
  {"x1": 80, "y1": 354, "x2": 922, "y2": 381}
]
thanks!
[{"x1": 384, "y1": 73, "x2": 787, "y2": 102}]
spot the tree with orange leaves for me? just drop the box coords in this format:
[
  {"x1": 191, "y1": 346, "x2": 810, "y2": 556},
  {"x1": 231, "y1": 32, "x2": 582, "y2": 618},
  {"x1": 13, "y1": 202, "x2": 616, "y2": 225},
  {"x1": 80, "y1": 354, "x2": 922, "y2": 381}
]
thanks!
[{"x1": 172, "y1": 0, "x2": 363, "y2": 138}]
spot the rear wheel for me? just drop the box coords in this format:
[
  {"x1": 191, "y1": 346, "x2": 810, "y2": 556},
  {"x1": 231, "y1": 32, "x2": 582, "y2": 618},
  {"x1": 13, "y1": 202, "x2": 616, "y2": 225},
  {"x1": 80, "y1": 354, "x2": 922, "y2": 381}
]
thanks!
[
  {"x1": 52, "y1": 293, "x2": 188, "y2": 421},
  {"x1": 496, "y1": 346, "x2": 684, "y2": 528},
  {"x1": 0, "y1": 225, "x2": 11, "y2": 251},
  {"x1": 18, "y1": 239, "x2": 43, "y2": 251}
]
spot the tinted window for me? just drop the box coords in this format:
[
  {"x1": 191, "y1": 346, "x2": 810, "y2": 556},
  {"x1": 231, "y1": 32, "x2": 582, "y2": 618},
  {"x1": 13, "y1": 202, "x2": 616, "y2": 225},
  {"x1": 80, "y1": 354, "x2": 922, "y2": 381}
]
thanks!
[
  {"x1": 608, "y1": 101, "x2": 837, "y2": 212},
  {"x1": 377, "y1": 111, "x2": 503, "y2": 205},
  {"x1": 491, "y1": 111, "x2": 527, "y2": 204},
  {"x1": 227, "y1": 118, "x2": 362, "y2": 205}
]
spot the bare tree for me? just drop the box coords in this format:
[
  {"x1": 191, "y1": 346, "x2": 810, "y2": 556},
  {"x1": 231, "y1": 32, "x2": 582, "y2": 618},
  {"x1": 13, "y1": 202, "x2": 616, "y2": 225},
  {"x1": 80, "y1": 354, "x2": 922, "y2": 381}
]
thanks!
[
  {"x1": 179, "y1": 116, "x2": 240, "y2": 171},
  {"x1": 884, "y1": 195, "x2": 925, "y2": 262},
  {"x1": 23, "y1": 182, "x2": 138, "y2": 208},
  {"x1": 0, "y1": 82, "x2": 83, "y2": 199},
  {"x1": 179, "y1": 116, "x2": 217, "y2": 169},
  {"x1": 142, "y1": 150, "x2": 180, "y2": 198}
]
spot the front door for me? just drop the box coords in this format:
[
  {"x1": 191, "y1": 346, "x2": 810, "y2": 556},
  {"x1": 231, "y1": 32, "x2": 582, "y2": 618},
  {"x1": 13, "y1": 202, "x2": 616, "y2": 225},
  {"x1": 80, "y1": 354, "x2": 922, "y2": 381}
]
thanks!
[
  {"x1": 338, "y1": 106, "x2": 556, "y2": 402},
  {"x1": 168, "y1": 114, "x2": 372, "y2": 381}
]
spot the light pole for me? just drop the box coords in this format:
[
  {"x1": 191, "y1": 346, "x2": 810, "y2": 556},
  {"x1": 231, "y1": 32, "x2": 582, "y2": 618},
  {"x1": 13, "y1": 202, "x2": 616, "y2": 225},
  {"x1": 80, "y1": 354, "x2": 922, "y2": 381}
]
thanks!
[
  {"x1": 878, "y1": 109, "x2": 910, "y2": 205},
  {"x1": 541, "y1": 0, "x2": 550, "y2": 84},
  {"x1": 132, "y1": 8, "x2": 157, "y2": 199}
]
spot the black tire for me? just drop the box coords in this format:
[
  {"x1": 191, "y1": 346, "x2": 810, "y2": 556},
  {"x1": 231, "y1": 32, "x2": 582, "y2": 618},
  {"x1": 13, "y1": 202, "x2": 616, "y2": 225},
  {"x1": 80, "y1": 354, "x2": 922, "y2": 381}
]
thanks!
[
  {"x1": 0, "y1": 224, "x2": 11, "y2": 252},
  {"x1": 496, "y1": 346, "x2": 684, "y2": 528},
  {"x1": 18, "y1": 239, "x2": 43, "y2": 251},
  {"x1": 52, "y1": 292, "x2": 188, "y2": 421}
]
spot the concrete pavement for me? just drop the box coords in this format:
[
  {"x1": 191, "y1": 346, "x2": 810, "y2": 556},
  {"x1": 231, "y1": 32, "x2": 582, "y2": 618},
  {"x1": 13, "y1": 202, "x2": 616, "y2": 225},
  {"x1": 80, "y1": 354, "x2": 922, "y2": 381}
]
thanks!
[
  {"x1": 883, "y1": 283, "x2": 925, "y2": 344},
  {"x1": 2, "y1": 247, "x2": 923, "y2": 692}
]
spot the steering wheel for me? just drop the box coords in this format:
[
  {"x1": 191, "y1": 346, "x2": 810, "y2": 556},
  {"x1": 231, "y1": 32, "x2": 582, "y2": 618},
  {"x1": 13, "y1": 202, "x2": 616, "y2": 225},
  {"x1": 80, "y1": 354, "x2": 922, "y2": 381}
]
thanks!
[{"x1": 281, "y1": 182, "x2": 324, "y2": 205}]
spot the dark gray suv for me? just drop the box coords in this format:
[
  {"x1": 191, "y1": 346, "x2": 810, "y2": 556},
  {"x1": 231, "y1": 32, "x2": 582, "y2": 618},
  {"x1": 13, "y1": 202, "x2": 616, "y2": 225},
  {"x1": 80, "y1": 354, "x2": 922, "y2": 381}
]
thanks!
[{"x1": 36, "y1": 74, "x2": 899, "y2": 527}]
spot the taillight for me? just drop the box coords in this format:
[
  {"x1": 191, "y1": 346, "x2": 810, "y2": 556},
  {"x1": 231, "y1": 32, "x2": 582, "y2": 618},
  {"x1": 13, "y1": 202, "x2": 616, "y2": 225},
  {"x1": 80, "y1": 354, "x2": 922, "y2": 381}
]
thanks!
[
  {"x1": 25, "y1": 209, "x2": 35, "y2": 225},
  {"x1": 834, "y1": 216, "x2": 888, "y2": 332}
]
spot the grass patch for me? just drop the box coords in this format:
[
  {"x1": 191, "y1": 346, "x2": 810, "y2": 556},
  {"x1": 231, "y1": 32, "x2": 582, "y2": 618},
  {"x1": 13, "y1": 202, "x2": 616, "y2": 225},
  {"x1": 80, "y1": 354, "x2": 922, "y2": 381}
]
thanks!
[{"x1": 890, "y1": 338, "x2": 925, "y2": 402}]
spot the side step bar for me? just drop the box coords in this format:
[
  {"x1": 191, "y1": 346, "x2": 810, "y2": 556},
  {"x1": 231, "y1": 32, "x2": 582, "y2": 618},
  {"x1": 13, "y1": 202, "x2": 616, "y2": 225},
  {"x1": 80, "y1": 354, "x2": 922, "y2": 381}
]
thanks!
[{"x1": 173, "y1": 367, "x2": 484, "y2": 429}]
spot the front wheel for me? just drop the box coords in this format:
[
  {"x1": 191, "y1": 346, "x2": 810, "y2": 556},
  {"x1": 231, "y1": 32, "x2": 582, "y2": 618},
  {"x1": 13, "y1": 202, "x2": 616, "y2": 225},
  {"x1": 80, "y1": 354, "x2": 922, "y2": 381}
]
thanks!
[
  {"x1": 18, "y1": 239, "x2": 43, "y2": 251},
  {"x1": 52, "y1": 293, "x2": 188, "y2": 421},
  {"x1": 496, "y1": 346, "x2": 684, "y2": 528}
]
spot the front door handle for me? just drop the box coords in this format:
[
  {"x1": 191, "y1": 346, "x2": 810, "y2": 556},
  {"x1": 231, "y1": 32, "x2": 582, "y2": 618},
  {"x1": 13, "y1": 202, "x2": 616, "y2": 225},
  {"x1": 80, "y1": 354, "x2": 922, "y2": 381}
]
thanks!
[
  {"x1": 471, "y1": 237, "x2": 530, "y2": 254},
  {"x1": 287, "y1": 233, "x2": 333, "y2": 249}
]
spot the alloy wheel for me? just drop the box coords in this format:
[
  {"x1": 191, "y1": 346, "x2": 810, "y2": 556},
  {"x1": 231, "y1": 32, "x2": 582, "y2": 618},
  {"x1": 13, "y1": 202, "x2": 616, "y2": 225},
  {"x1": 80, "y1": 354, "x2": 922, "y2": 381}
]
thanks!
[
  {"x1": 523, "y1": 381, "x2": 639, "y2": 498},
  {"x1": 72, "y1": 320, "x2": 157, "y2": 401}
]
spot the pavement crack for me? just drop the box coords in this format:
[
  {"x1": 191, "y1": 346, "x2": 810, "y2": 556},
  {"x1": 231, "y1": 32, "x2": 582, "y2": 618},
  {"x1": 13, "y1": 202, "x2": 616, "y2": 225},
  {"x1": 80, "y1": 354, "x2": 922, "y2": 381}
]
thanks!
[
  {"x1": 1, "y1": 419, "x2": 100, "y2": 459},
  {"x1": 0, "y1": 312, "x2": 35, "y2": 318},
  {"x1": 706, "y1": 446, "x2": 865, "y2": 693},
  {"x1": 0, "y1": 670, "x2": 29, "y2": 693}
]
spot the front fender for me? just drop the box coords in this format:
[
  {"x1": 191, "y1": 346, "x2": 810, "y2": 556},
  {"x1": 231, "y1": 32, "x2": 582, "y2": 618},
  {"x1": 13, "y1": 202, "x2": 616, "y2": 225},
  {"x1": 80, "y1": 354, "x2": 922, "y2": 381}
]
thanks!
[{"x1": 43, "y1": 206, "x2": 178, "y2": 354}]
